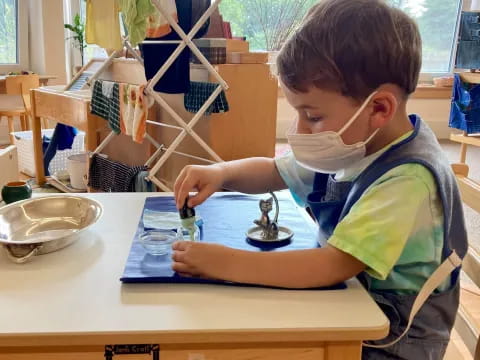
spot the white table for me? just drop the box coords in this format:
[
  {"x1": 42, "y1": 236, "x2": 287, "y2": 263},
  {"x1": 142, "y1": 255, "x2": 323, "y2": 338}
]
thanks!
[{"x1": 0, "y1": 193, "x2": 389, "y2": 360}]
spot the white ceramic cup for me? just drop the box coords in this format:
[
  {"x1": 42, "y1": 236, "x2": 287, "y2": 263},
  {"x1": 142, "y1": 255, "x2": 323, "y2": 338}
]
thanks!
[{"x1": 67, "y1": 153, "x2": 88, "y2": 190}]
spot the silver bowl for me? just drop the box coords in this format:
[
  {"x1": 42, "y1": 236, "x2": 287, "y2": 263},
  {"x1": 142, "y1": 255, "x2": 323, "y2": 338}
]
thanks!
[{"x1": 0, "y1": 196, "x2": 103, "y2": 263}]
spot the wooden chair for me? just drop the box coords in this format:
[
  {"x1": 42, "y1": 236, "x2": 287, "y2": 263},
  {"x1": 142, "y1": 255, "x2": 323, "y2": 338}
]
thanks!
[
  {"x1": 0, "y1": 75, "x2": 40, "y2": 144},
  {"x1": 443, "y1": 161, "x2": 480, "y2": 359},
  {"x1": 20, "y1": 85, "x2": 48, "y2": 130},
  {"x1": 0, "y1": 95, "x2": 26, "y2": 145},
  {"x1": 6, "y1": 74, "x2": 41, "y2": 129},
  {"x1": 444, "y1": 244, "x2": 480, "y2": 360}
]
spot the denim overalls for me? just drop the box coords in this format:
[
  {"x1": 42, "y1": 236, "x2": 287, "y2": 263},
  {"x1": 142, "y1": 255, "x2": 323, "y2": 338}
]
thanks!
[{"x1": 306, "y1": 115, "x2": 468, "y2": 359}]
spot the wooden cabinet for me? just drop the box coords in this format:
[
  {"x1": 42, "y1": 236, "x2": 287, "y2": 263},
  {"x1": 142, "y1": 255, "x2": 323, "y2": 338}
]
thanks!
[
  {"x1": 155, "y1": 63, "x2": 278, "y2": 188},
  {"x1": 209, "y1": 63, "x2": 278, "y2": 161}
]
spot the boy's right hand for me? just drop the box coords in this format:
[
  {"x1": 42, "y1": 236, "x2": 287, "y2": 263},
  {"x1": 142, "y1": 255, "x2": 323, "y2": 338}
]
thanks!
[{"x1": 174, "y1": 164, "x2": 226, "y2": 209}]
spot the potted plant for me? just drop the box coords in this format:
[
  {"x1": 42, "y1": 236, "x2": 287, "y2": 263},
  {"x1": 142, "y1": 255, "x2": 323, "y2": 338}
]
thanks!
[{"x1": 64, "y1": 13, "x2": 86, "y2": 69}]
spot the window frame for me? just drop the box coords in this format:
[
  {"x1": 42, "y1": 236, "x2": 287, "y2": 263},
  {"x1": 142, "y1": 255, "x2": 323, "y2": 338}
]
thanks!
[
  {"x1": 418, "y1": 0, "x2": 464, "y2": 82},
  {"x1": 0, "y1": 0, "x2": 29, "y2": 73}
]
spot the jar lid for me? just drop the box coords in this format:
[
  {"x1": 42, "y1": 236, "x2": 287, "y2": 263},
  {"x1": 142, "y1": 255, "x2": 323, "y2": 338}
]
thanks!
[{"x1": 179, "y1": 198, "x2": 195, "y2": 219}]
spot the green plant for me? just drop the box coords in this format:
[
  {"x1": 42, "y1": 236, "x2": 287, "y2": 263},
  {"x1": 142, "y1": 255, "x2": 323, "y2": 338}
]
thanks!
[
  {"x1": 220, "y1": 0, "x2": 316, "y2": 51},
  {"x1": 64, "y1": 13, "x2": 86, "y2": 66}
]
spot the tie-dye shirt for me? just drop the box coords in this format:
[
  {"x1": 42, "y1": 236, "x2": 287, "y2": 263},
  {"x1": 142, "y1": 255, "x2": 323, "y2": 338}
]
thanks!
[{"x1": 275, "y1": 132, "x2": 448, "y2": 294}]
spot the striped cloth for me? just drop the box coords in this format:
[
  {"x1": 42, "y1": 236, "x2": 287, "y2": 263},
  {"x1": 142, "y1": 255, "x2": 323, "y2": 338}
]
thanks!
[
  {"x1": 184, "y1": 81, "x2": 229, "y2": 115},
  {"x1": 90, "y1": 80, "x2": 121, "y2": 134},
  {"x1": 88, "y1": 154, "x2": 147, "y2": 192}
]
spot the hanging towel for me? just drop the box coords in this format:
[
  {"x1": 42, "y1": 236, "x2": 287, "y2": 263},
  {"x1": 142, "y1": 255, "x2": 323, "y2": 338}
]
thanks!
[
  {"x1": 146, "y1": 0, "x2": 178, "y2": 38},
  {"x1": 43, "y1": 124, "x2": 78, "y2": 176},
  {"x1": 140, "y1": 0, "x2": 192, "y2": 94},
  {"x1": 88, "y1": 154, "x2": 147, "y2": 192},
  {"x1": 134, "y1": 170, "x2": 155, "y2": 192},
  {"x1": 85, "y1": 0, "x2": 123, "y2": 50},
  {"x1": 191, "y1": 0, "x2": 211, "y2": 39},
  {"x1": 118, "y1": 0, "x2": 160, "y2": 47},
  {"x1": 184, "y1": 82, "x2": 229, "y2": 115},
  {"x1": 102, "y1": 81, "x2": 115, "y2": 98},
  {"x1": 119, "y1": 83, "x2": 149, "y2": 143},
  {"x1": 91, "y1": 80, "x2": 122, "y2": 134}
]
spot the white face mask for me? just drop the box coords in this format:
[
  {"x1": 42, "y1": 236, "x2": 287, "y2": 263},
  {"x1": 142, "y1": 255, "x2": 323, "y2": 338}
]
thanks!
[{"x1": 287, "y1": 91, "x2": 379, "y2": 174}]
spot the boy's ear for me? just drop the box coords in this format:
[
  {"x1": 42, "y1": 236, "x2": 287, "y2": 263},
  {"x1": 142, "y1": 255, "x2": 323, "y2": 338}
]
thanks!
[{"x1": 369, "y1": 91, "x2": 398, "y2": 129}]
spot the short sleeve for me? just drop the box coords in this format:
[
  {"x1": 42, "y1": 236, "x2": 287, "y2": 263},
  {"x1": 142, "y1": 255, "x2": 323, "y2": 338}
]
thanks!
[
  {"x1": 275, "y1": 152, "x2": 315, "y2": 207},
  {"x1": 328, "y1": 167, "x2": 438, "y2": 280}
]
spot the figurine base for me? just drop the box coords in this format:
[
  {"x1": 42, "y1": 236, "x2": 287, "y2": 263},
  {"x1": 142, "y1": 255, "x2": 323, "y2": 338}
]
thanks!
[{"x1": 246, "y1": 226, "x2": 294, "y2": 242}]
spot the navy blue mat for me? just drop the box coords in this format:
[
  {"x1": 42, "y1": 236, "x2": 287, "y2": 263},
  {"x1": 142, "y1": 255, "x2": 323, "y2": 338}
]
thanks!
[{"x1": 121, "y1": 192, "x2": 346, "y2": 290}]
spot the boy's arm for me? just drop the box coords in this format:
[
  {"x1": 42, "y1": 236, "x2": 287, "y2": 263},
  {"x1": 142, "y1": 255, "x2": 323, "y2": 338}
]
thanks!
[
  {"x1": 172, "y1": 243, "x2": 366, "y2": 288},
  {"x1": 175, "y1": 157, "x2": 287, "y2": 208},
  {"x1": 221, "y1": 157, "x2": 287, "y2": 194}
]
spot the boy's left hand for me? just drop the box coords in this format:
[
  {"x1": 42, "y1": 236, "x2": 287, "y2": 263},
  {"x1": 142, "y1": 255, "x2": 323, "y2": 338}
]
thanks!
[{"x1": 172, "y1": 241, "x2": 233, "y2": 279}]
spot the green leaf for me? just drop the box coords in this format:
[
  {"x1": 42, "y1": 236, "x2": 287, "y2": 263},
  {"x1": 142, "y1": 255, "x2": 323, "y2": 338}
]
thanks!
[{"x1": 74, "y1": 13, "x2": 81, "y2": 26}]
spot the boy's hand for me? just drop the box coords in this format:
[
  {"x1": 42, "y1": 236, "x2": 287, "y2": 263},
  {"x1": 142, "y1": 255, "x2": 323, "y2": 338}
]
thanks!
[
  {"x1": 174, "y1": 164, "x2": 226, "y2": 209},
  {"x1": 172, "y1": 241, "x2": 234, "y2": 279}
]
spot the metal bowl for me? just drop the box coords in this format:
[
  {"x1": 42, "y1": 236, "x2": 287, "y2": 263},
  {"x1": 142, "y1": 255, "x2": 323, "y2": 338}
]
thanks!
[{"x1": 0, "y1": 196, "x2": 103, "y2": 263}]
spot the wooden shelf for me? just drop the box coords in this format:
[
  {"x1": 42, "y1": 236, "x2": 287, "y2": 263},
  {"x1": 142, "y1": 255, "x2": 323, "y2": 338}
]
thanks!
[
  {"x1": 411, "y1": 85, "x2": 452, "y2": 99},
  {"x1": 277, "y1": 84, "x2": 453, "y2": 99},
  {"x1": 450, "y1": 133, "x2": 480, "y2": 147}
]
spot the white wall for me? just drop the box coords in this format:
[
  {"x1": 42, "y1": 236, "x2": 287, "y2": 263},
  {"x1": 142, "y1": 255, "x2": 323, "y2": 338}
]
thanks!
[
  {"x1": 42, "y1": 0, "x2": 67, "y2": 85},
  {"x1": 276, "y1": 98, "x2": 457, "y2": 140},
  {"x1": 28, "y1": 0, "x2": 67, "y2": 85},
  {"x1": 27, "y1": 0, "x2": 46, "y2": 77},
  {"x1": 407, "y1": 99, "x2": 458, "y2": 139}
]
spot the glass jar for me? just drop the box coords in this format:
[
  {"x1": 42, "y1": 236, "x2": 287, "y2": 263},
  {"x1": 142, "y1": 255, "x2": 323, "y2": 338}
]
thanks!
[{"x1": 178, "y1": 221, "x2": 200, "y2": 242}]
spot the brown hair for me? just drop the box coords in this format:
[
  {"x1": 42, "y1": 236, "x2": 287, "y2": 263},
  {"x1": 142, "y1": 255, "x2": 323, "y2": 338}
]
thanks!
[{"x1": 276, "y1": 0, "x2": 422, "y2": 100}]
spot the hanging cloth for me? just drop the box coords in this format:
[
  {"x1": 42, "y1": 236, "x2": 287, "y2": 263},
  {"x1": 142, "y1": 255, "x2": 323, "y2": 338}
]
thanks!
[
  {"x1": 85, "y1": 0, "x2": 123, "y2": 50},
  {"x1": 119, "y1": 83, "x2": 149, "y2": 143},
  {"x1": 91, "y1": 80, "x2": 150, "y2": 144},
  {"x1": 145, "y1": 0, "x2": 178, "y2": 39},
  {"x1": 119, "y1": 0, "x2": 179, "y2": 47},
  {"x1": 184, "y1": 82, "x2": 229, "y2": 115},
  {"x1": 88, "y1": 154, "x2": 147, "y2": 192},
  {"x1": 43, "y1": 124, "x2": 78, "y2": 176},
  {"x1": 91, "y1": 80, "x2": 122, "y2": 135}
]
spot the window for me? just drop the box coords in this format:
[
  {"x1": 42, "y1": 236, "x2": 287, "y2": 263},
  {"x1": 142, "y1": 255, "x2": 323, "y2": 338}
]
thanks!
[
  {"x1": 0, "y1": 0, "x2": 16, "y2": 64},
  {"x1": 388, "y1": 0, "x2": 462, "y2": 74},
  {"x1": 219, "y1": 0, "x2": 316, "y2": 51},
  {"x1": 220, "y1": 0, "x2": 462, "y2": 75},
  {"x1": 0, "y1": 0, "x2": 28, "y2": 72}
]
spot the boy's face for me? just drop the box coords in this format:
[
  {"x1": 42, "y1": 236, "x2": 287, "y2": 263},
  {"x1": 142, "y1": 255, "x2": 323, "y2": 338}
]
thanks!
[{"x1": 281, "y1": 82, "x2": 376, "y2": 147}]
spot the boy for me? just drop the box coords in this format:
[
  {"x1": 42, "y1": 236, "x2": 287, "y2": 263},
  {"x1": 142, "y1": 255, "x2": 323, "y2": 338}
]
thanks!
[{"x1": 172, "y1": 0, "x2": 468, "y2": 358}]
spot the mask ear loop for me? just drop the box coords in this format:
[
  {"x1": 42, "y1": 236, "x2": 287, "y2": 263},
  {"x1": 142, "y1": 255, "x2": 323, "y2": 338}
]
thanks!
[
  {"x1": 364, "y1": 127, "x2": 381, "y2": 144},
  {"x1": 338, "y1": 91, "x2": 378, "y2": 135}
]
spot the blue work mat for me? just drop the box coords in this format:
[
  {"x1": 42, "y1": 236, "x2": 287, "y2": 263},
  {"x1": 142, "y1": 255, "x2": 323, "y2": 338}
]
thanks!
[{"x1": 121, "y1": 192, "x2": 346, "y2": 290}]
